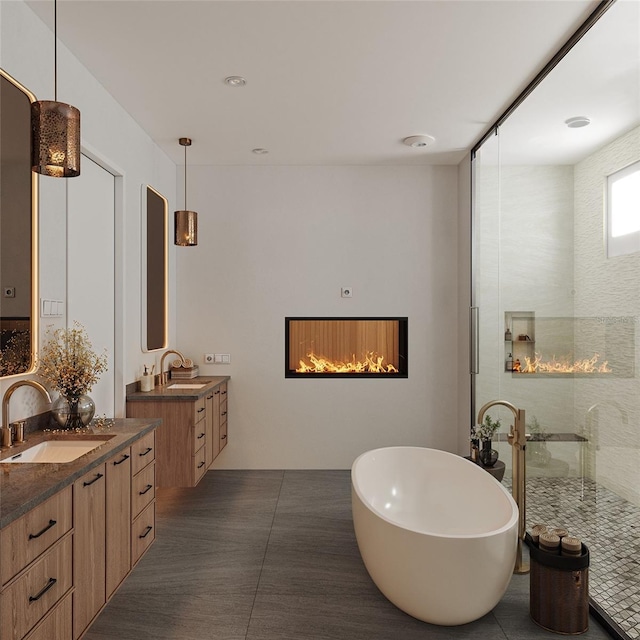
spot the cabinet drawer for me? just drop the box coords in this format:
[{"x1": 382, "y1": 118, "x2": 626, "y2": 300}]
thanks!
[
  {"x1": 220, "y1": 398, "x2": 228, "y2": 425},
  {"x1": 194, "y1": 445, "x2": 207, "y2": 484},
  {"x1": 23, "y1": 591, "x2": 72, "y2": 640},
  {"x1": 194, "y1": 396, "x2": 206, "y2": 424},
  {"x1": 220, "y1": 422, "x2": 228, "y2": 452},
  {"x1": 219, "y1": 382, "x2": 228, "y2": 399},
  {"x1": 1, "y1": 486, "x2": 72, "y2": 585},
  {"x1": 131, "y1": 430, "x2": 155, "y2": 475},
  {"x1": 0, "y1": 534, "x2": 72, "y2": 640},
  {"x1": 193, "y1": 422, "x2": 206, "y2": 455},
  {"x1": 132, "y1": 462, "x2": 156, "y2": 519},
  {"x1": 132, "y1": 503, "x2": 155, "y2": 566}
]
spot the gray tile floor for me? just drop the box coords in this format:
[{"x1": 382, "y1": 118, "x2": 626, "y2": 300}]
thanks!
[{"x1": 84, "y1": 470, "x2": 612, "y2": 640}]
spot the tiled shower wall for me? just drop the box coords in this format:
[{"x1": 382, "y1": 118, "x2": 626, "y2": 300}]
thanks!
[{"x1": 574, "y1": 125, "x2": 640, "y2": 507}]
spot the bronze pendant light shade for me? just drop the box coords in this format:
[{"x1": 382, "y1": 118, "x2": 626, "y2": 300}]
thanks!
[
  {"x1": 31, "y1": 100, "x2": 80, "y2": 177},
  {"x1": 175, "y1": 137, "x2": 198, "y2": 246},
  {"x1": 31, "y1": 0, "x2": 81, "y2": 177}
]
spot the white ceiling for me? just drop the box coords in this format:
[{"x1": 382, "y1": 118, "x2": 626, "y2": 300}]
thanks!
[{"x1": 25, "y1": 0, "x2": 637, "y2": 167}]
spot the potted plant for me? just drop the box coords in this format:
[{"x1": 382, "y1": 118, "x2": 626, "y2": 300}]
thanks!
[
  {"x1": 470, "y1": 414, "x2": 501, "y2": 467},
  {"x1": 38, "y1": 322, "x2": 108, "y2": 429}
]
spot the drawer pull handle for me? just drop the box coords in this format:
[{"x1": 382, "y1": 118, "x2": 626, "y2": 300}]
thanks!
[
  {"x1": 222, "y1": 391, "x2": 227, "y2": 395},
  {"x1": 83, "y1": 473, "x2": 104, "y2": 487},
  {"x1": 221, "y1": 411, "x2": 227, "y2": 417},
  {"x1": 197, "y1": 432, "x2": 205, "y2": 439},
  {"x1": 29, "y1": 519, "x2": 57, "y2": 540},
  {"x1": 214, "y1": 390, "x2": 220, "y2": 395},
  {"x1": 29, "y1": 577, "x2": 57, "y2": 602},
  {"x1": 197, "y1": 407, "x2": 205, "y2": 413},
  {"x1": 139, "y1": 447, "x2": 153, "y2": 457},
  {"x1": 139, "y1": 526, "x2": 153, "y2": 539},
  {"x1": 207, "y1": 394, "x2": 214, "y2": 400},
  {"x1": 197, "y1": 461, "x2": 205, "y2": 469},
  {"x1": 113, "y1": 454, "x2": 130, "y2": 466},
  {"x1": 139, "y1": 484, "x2": 153, "y2": 495},
  {"x1": 221, "y1": 435, "x2": 227, "y2": 440}
]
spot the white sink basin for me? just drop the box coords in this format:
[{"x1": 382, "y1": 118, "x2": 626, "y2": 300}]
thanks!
[
  {"x1": 167, "y1": 383, "x2": 206, "y2": 389},
  {"x1": 1, "y1": 440, "x2": 109, "y2": 464}
]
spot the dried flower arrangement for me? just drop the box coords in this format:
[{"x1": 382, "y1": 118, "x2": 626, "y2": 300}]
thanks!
[{"x1": 38, "y1": 322, "x2": 108, "y2": 397}]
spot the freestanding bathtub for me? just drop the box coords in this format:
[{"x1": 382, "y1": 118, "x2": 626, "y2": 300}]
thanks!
[{"x1": 351, "y1": 447, "x2": 518, "y2": 626}]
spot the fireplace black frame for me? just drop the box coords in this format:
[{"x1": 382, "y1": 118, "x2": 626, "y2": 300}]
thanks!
[{"x1": 285, "y1": 316, "x2": 408, "y2": 378}]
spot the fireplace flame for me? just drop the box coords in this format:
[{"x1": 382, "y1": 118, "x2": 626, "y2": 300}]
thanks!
[
  {"x1": 520, "y1": 352, "x2": 611, "y2": 374},
  {"x1": 296, "y1": 351, "x2": 398, "y2": 374}
]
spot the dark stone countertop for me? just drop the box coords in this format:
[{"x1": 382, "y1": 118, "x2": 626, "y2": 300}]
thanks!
[
  {"x1": 126, "y1": 376, "x2": 229, "y2": 402},
  {"x1": 0, "y1": 417, "x2": 159, "y2": 529}
]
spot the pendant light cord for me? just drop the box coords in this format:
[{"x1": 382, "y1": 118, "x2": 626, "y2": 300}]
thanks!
[
  {"x1": 184, "y1": 143, "x2": 188, "y2": 211},
  {"x1": 54, "y1": 0, "x2": 57, "y2": 101}
]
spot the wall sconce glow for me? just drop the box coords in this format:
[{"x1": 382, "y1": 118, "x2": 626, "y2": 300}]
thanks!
[
  {"x1": 31, "y1": 0, "x2": 81, "y2": 177},
  {"x1": 174, "y1": 137, "x2": 198, "y2": 246}
]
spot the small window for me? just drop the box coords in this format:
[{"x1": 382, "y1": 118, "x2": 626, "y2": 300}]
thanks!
[{"x1": 607, "y1": 161, "x2": 640, "y2": 258}]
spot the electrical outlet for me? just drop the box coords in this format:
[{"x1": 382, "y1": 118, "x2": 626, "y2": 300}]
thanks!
[
  {"x1": 3, "y1": 287, "x2": 15, "y2": 298},
  {"x1": 341, "y1": 287, "x2": 353, "y2": 298},
  {"x1": 204, "y1": 353, "x2": 215, "y2": 364}
]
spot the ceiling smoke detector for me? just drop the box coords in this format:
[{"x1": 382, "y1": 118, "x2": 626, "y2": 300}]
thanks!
[
  {"x1": 565, "y1": 116, "x2": 591, "y2": 128},
  {"x1": 403, "y1": 135, "x2": 435, "y2": 148}
]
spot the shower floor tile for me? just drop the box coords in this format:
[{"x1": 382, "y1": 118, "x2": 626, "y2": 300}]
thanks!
[{"x1": 513, "y1": 476, "x2": 640, "y2": 640}]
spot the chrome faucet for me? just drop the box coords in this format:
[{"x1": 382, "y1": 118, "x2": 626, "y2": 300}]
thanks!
[
  {"x1": 158, "y1": 350, "x2": 186, "y2": 386},
  {"x1": 477, "y1": 399, "x2": 528, "y2": 574},
  {"x1": 1, "y1": 380, "x2": 52, "y2": 448}
]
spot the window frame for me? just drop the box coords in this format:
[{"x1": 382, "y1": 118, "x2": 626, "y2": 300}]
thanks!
[{"x1": 607, "y1": 160, "x2": 640, "y2": 258}]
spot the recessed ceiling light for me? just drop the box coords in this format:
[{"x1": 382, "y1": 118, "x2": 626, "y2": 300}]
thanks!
[
  {"x1": 403, "y1": 135, "x2": 435, "y2": 148},
  {"x1": 224, "y1": 76, "x2": 246, "y2": 87},
  {"x1": 252, "y1": 148, "x2": 269, "y2": 155},
  {"x1": 565, "y1": 116, "x2": 591, "y2": 128}
]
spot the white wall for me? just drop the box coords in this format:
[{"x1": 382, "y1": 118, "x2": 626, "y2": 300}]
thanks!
[
  {"x1": 176, "y1": 165, "x2": 459, "y2": 468},
  {"x1": 0, "y1": 0, "x2": 176, "y2": 419}
]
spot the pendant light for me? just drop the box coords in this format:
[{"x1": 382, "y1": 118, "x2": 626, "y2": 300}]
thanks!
[
  {"x1": 31, "y1": 0, "x2": 81, "y2": 177},
  {"x1": 174, "y1": 137, "x2": 198, "y2": 246}
]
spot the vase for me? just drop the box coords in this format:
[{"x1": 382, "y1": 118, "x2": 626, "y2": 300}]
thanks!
[
  {"x1": 479, "y1": 440, "x2": 499, "y2": 467},
  {"x1": 51, "y1": 394, "x2": 95, "y2": 430}
]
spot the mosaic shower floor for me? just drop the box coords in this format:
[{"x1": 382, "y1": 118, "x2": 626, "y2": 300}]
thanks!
[{"x1": 517, "y1": 476, "x2": 640, "y2": 639}]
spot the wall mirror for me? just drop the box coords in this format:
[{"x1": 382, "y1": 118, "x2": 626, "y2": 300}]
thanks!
[
  {"x1": 0, "y1": 68, "x2": 38, "y2": 377},
  {"x1": 141, "y1": 184, "x2": 168, "y2": 352}
]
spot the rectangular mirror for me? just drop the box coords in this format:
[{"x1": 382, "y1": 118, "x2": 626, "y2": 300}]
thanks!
[
  {"x1": 0, "y1": 68, "x2": 38, "y2": 377},
  {"x1": 141, "y1": 185, "x2": 168, "y2": 351}
]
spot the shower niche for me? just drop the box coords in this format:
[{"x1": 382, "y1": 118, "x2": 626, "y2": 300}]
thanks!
[
  {"x1": 285, "y1": 317, "x2": 408, "y2": 378},
  {"x1": 504, "y1": 312, "x2": 633, "y2": 378}
]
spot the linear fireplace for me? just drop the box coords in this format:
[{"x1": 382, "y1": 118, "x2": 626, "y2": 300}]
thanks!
[{"x1": 285, "y1": 317, "x2": 408, "y2": 378}]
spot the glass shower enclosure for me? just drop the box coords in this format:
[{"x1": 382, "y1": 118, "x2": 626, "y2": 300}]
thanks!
[{"x1": 471, "y1": 3, "x2": 640, "y2": 638}]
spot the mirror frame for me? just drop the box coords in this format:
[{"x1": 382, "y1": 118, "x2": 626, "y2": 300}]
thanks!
[
  {"x1": 0, "y1": 67, "x2": 38, "y2": 378},
  {"x1": 141, "y1": 184, "x2": 168, "y2": 352}
]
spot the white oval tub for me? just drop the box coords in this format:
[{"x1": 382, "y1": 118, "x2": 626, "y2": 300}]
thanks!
[{"x1": 351, "y1": 447, "x2": 518, "y2": 626}]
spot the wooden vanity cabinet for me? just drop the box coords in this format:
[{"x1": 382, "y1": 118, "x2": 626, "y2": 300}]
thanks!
[
  {"x1": 219, "y1": 382, "x2": 228, "y2": 453},
  {"x1": 131, "y1": 430, "x2": 156, "y2": 567},
  {"x1": 127, "y1": 394, "x2": 206, "y2": 487},
  {"x1": 0, "y1": 487, "x2": 73, "y2": 640},
  {"x1": 0, "y1": 426, "x2": 156, "y2": 640},
  {"x1": 127, "y1": 380, "x2": 229, "y2": 488},
  {"x1": 105, "y1": 449, "x2": 132, "y2": 598},
  {"x1": 73, "y1": 464, "x2": 106, "y2": 639}
]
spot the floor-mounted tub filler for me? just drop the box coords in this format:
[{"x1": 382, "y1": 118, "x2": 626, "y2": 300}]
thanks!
[{"x1": 351, "y1": 447, "x2": 518, "y2": 625}]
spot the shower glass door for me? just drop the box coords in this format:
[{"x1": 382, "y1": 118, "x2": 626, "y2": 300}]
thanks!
[{"x1": 472, "y1": 4, "x2": 640, "y2": 637}]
